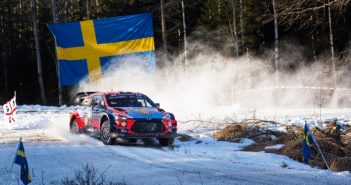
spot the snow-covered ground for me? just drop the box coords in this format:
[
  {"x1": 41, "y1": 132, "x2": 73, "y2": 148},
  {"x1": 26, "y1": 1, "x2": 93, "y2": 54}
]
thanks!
[{"x1": 0, "y1": 104, "x2": 351, "y2": 184}]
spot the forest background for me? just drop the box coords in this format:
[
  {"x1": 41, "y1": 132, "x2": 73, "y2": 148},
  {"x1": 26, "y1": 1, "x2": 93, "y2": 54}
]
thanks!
[{"x1": 1, "y1": 0, "x2": 351, "y2": 105}]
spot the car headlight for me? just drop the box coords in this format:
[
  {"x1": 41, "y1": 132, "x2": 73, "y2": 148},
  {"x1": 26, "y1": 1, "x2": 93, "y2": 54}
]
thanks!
[
  {"x1": 114, "y1": 114, "x2": 133, "y2": 120},
  {"x1": 162, "y1": 114, "x2": 171, "y2": 120},
  {"x1": 120, "y1": 120, "x2": 127, "y2": 127},
  {"x1": 167, "y1": 120, "x2": 172, "y2": 127},
  {"x1": 113, "y1": 114, "x2": 132, "y2": 127}
]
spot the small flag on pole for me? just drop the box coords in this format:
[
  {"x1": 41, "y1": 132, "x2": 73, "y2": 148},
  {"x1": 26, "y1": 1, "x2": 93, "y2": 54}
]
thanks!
[
  {"x1": 3, "y1": 95, "x2": 17, "y2": 123},
  {"x1": 13, "y1": 139, "x2": 32, "y2": 185},
  {"x1": 303, "y1": 123, "x2": 315, "y2": 164}
]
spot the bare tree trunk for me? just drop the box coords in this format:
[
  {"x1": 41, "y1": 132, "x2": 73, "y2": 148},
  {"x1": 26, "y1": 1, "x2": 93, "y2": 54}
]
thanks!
[
  {"x1": 5, "y1": 2, "x2": 11, "y2": 100},
  {"x1": 95, "y1": 0, "x2": 100, "y2": 19},
  {"x1": 86, "y1": 0, "x2": 90, "y2": 20},
  {"x1": 178, "y1": 29, "x2": 181, "y2": 66},
  {"x1": 51, "y1": 0, "x2": 62, "y2": 106},
  {"x1": 31, "y1": 0, "x2": 47, "y2": 105},
  {"x1": 311, "y1": 32, "x2": 317, "y2": 62},
  {"x1": 273, "y1": 0, "x2": 279, "y2": 81},
  {"x1": 182, "y1": 0, "x2": 187, "y2": 69},
  {"x1": 327, "y1": 0, "x2": 336, "y2": 88},
  {"x1": 231, "y1": 0, "x2": 239, "y2": 58},
  {"x1": 217, "y1": 0, "x2": 220, "y2": 37},
  {"x1": 52, "y1": 0, "x2": 56, "y2": 23},
  {"x1": 65, "y1": 0, "x2": 69, "y2": 22},
  {"x1": 1, "y1": 3, "x2": 8, "y2": 100},
  {"x1": 160, "y1": 0, "x2": 167, "y2": 63},
  {"x1": 240, "y1": 0, "x2": 244, "y2": 52}
]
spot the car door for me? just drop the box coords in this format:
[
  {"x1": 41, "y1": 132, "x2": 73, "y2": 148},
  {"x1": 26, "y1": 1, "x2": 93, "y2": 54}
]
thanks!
[
  {"x1": 80, "y1": 96, "x2": 93, "y2": 133},
  {"x1": 90, "y1": 95, "x2": 105, "y2": 134}
]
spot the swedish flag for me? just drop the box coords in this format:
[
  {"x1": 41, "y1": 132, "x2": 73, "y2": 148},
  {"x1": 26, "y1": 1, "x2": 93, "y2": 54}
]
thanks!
[
  {"x1": 48, "y1": 13, "x2": 156, "y2": 86},
  {"x1": 303, "y1": 123, "x2": 315, "y2": 164},
  {"x1": 13, "y1": 139, "x2": 32, "y2": 185}
]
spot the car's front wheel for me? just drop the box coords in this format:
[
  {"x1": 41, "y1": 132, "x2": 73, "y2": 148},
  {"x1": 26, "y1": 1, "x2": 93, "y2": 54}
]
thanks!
[
  {"x1": 158, "y1": 137, "x2": 174, "y2": 146},
  {"x1": 70, "y1": 119, "x2": 81, "y2": 134},
  {"x1": 100, "y1": 121, "x2": 116, "y2": 145}
]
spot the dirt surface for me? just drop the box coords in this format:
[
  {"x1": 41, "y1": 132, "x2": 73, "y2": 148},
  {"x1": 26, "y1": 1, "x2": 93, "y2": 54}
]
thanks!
[
  {"x1": 212, "y1": 121, "x2": 351, "y2": 172},
  {"x1": 0, "y1": 129, "x2": 62, "y2": 143}
]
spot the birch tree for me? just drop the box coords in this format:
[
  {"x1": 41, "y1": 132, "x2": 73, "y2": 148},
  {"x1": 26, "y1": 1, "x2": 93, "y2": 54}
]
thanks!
[
  {"x1": 262, "y1": 0, "x2": 349, "y2": 30},
  {"x1": 240, "y1": 0, "x2": 244, "y2": 52},
  {"x1": 273, "y1": 0, "x2": 278, "y2": 74},
  {"x1": 231, "y1": 0, "x2": 239, "y2": 58},
  {"x1": 161, "y1": 0, "x2": 168, "y2": 62},
  {"x1": 262, "y1": 0, "x2": 350, "y2": 86}
]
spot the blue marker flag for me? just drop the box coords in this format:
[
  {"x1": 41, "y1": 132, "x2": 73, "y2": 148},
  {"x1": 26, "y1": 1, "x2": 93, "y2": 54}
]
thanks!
[
  {"x1": 13, "y1": 139, "x2": 32, "y2": 185},
  {"x1": 48, "y1": 13, "x2": 156, "y2": 86},
  {"x1": 303, "y1": 124, "x2": 315, "y2": 164}
]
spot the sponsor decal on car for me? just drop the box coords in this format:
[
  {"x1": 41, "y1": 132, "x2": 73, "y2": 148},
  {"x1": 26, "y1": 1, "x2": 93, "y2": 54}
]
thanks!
[
  {"x1": 120, "y1": 121, "x2": 127, "y2": 127},
  {"x1": 138, "y1": 110, "x2": 150, "y2": 114},
  {"x1": 84, "y1": 116, "x2": 89, "y2": 125}
]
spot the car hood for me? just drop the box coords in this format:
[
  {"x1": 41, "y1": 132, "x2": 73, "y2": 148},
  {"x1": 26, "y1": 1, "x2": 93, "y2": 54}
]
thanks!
[{"x1": 114, "y1": 107, "x2": 167, "y2": 120}]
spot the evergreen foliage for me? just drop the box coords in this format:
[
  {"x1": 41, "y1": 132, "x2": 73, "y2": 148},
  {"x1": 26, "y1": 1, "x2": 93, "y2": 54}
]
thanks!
[{"x1": 0, "y1": 0, "x2": 350, "y2": 105}]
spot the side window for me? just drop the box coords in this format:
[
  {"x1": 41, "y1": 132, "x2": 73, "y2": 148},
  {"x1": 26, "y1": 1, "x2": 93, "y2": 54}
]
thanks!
[
  {"x1": 92, "y1": 96, "x2": 104, "y2": 107},
  {"x1": 82, "y1": 97, "x2": 92, "y2": 106}
]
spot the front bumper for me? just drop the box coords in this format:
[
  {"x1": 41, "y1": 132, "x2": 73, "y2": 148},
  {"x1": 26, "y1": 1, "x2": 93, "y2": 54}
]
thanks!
[{"x1": 109, "y1": 133, "x2": 177, "y2": 138}]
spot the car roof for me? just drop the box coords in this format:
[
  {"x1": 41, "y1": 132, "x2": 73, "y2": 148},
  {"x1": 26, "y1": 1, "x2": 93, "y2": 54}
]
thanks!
[
  {"x1": 87, "y1": 91, "x2": 146, "y2": 98},
  {"x1": 105, "y1": 91, "x2": 143, "y2": 95}
]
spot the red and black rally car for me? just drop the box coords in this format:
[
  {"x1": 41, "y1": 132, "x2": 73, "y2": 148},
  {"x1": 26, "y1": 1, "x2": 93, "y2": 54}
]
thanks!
[{"x1": 69, "y1": 91, "x2": 177, "y2": 146}]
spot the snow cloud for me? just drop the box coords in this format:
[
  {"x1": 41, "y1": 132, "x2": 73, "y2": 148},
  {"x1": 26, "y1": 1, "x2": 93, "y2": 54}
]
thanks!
[{"x1": 76, "y1": 28, "x2": 351, "y2": 123}]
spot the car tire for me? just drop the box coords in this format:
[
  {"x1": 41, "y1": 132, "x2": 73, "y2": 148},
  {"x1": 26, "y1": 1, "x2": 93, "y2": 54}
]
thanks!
[
  {"x1": 100, "y1": 120, "x2": 116, "y2": 145},
  {"x1": 158, "y1": 137, "x2": 174, "y2": 146},
  {"x1": 70, "y1": 119, "x2": 81, "y2": 134}
]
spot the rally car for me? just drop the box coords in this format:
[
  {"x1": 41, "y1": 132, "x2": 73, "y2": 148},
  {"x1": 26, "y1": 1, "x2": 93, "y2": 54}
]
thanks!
[{"x1": 69, "y1": 91, "x2": 177, "y2": 146}]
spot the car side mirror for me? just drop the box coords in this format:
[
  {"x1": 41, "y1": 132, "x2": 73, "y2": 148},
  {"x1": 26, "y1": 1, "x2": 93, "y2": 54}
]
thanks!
[{"x1": 156, "y1": 103, "x2": 160, "y2": 107}]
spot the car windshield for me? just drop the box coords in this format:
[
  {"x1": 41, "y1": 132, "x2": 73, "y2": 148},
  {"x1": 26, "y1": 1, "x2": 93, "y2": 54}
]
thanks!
[{"x1": 107, "y1": 97, "x2": 155, "y2": 108}]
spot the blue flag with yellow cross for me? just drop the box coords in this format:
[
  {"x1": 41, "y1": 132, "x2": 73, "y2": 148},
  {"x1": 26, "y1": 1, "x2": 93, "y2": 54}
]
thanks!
[
  {"x1": 13, "y1": 139, "x2": 32, "y2": 185},
  {"x1": 48, "y1": 13, "x2": 156, "y2": 86},
  {"x1": 303, "y1": 123, "x2": 315, "y2": 164}
]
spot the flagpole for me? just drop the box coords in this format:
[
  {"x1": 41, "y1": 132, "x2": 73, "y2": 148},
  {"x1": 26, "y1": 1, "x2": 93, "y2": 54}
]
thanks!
[
  {"x1": 7, "y1": 137, "x2": 22, "y2": 183},
  {"x1": 47, "y1": 26, "x2": 63, "y2": 106},
  {"x1": 306, "y1": 122, "x2": 330, "y2": 170},
  {"x1": 5, "y1": 163, "x2": 15, "y2": 185}
]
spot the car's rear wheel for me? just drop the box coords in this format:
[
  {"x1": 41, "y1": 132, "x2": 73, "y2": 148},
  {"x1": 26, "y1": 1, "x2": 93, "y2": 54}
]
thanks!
[
  {"x1": 158, "y1": 137, "x2": 174, "y2": 146},
  {"x1": 100, "y1": 121, "x2": 116, "y2": 145},
  {"x1": 70, "y1": 119, "x2": 81, "y2": 134}
]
